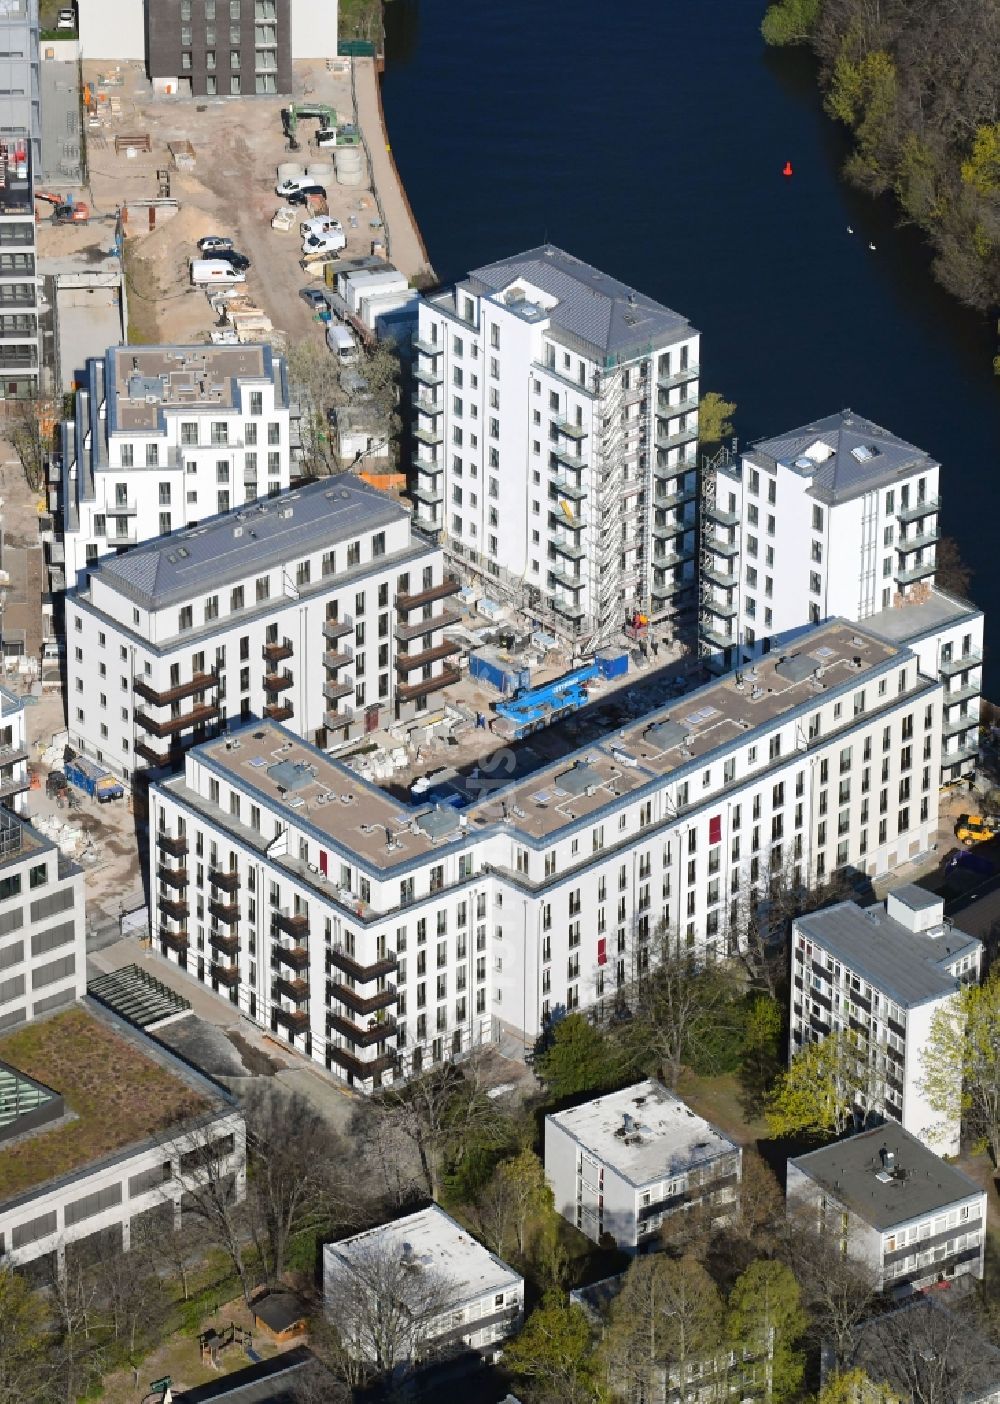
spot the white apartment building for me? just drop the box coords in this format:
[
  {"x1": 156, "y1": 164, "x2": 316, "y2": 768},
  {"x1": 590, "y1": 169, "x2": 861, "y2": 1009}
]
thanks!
[
  {"x1": 64, "y1": 475, "x2": 457, "y2": 784},
  {"x1": 699, "y1": 410, "x2": 981, "y2": 784},
  {"x1": 0, "y1": 805, "x2": 85, "y2": 1034},
  {"x1": 0, "y1": 1002, "x2": 245, "y2": 1278},
  {"x1": 323, "y1": 1205, "x2": 523, "y2": 1366},
  {"x1": 787, "y1": 1127, "x2": 986, "y2": 1296},
  {"x1": 415, "y1": 245, "x2": 700, "y2": 646},
  {"x1": 545, "y1": 1080, "x2": 741, "y2": 1252},
  {"x1": 0, "y1": 686, "x2": 30, "y2": 816},
  {"x1": 57, "y1": 345, "x2": 294, "y2": 590},
  {"x1": 790, "y1": 887, "x2": 981, "y2": 1156},
  {"x1": 149, "y1": 619, "x2": 941, "y2": 1087},
  {"x1": 0, "y1": 131, "x2": 40, "y2": 399}
]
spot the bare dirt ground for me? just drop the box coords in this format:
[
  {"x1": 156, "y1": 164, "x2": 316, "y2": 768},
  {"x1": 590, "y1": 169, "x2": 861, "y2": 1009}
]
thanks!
[{"x1": 38, "y1": 60, "x2": 387, "y2": 350}]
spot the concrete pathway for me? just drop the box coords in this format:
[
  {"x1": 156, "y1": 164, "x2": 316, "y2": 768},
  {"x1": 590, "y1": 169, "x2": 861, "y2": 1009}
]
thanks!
[{"x1": 352, "y1": 57, "x2": 434, "y2": 282}]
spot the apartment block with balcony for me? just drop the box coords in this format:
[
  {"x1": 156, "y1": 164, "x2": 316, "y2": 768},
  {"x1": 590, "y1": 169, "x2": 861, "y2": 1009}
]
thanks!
[
  {"x1": 147, "y1": 620, "x2": 943, "y2": 1085},
  {"x1": 545, "y1": 1080, "x2": 741, "y2": 1252},
  {"x1": 790, "y1": 886, "x2": 981, "y2": 1156},
  {"x1": 787, "y1": 1127, "x2": 986, "y2": 1296},
  {"x1": 0, "y1": 0, "x2": 40, "y2": 172},
  {"x1": 0, "y1": 133, "x2": 39, "y2": 400},
  {"x1": 698, "y1": 410, "x2": 983, "y2": 784},
  {"x1": 145, "y1": 0, "x2": 292, "y2": 98},
  {"x1": 0, "y1": 687, "x2": 30, "y2": 816},
  {"x1": 55, "y1": 344, "x2": 293, "y2": 591},
  {"x1": 323, "y1": 1206, "x2": 523, "y2": 1367},
  {"x1": 0, "y1": 804, "x2": 85, "y2": 1034},
  {"x1": 64, "y1": 476, "x2": 454, "y2": 784},
  {"x1": 415, "y1": 245, "x2": 700, "y2": 648}
]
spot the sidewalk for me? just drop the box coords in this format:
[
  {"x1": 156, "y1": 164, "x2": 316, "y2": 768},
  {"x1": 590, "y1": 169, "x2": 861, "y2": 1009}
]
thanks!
[{"x1": 352, "y1": 57, "x2": 434, "y2": 282}]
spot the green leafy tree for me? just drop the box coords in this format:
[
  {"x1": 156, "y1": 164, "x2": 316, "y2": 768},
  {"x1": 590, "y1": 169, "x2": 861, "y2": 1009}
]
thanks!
[
  {"x1": 739, "y1": 994, "x2": 784, "y2": 1114},
  {"x1": 761, "y1": 0, "x2": 820, "y2": 47},
  {"x1": 535, "y1": 1013, "x2": 617, "y2": 1100},
  {"x1": 765, "y1": 1030, "x2": 873, "y2": 1139},
  {"x1": 698, "y1": 391, "x2": 736, "y2": 445},
  {"x1": 922, "y1": 971, "x2": 1000, "y2": 1164},
  {"x1": 601, "y1": 1253, "x2": 723, "y2": 1399},
  {"x1": 962, "y1": 124, "x2": 1000, "y2": 195},
  {"x1": 726, "y1": 1260, "x2": 806, "y2": 1403},
  {"x1": 0, "y1": 1267, "x2": 52, "y2": 1403},
  {"x1": 504, "y1": 1294, "x2": 601, "y2": 1404},
  {"x1": 817, "y1": 1369, "x2": 899, "y2": 1404}
]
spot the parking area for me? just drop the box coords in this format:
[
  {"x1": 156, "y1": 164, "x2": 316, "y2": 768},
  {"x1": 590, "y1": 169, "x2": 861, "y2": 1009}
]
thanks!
[{"x1": 38, "y1": 60, "x2": 386, "y2": 350}]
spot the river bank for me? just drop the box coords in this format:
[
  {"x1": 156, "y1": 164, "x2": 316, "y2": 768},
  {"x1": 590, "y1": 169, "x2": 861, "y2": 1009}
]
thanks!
[{"x1": 352, "y1": 56, "x2": 434, "y2": 284}]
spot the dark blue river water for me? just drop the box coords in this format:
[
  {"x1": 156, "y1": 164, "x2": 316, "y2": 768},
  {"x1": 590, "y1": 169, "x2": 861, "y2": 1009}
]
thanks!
[{"x1": 381, "y1": 0, "x2": 999, "y2": 687}]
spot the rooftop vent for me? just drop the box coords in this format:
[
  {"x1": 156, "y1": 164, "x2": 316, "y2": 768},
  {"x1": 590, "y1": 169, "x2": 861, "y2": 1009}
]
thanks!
[{"x1": 851, "y1": 443, "x2": 881, "y2": 463}]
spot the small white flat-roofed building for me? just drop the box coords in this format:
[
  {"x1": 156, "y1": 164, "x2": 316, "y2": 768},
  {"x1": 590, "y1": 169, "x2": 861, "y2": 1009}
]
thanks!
[
  {"x1": 787, "y1": 1126, "x2": 986, "y2": 1297},
  {"x1": 545, "y1": 1079, "x2": 742, "y2": 1252},
  {"x1": 791, "y1": 886, "x2": 981, "y2": 1156},
  {"x1": 323, "y1": 1204, "x2": 523, "y2": 1367}
]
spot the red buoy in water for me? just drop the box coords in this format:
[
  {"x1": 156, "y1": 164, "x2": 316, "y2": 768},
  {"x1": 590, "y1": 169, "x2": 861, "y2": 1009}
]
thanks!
[{"x1": 782, "y1": 160, "x2": 794, "y2": 177}]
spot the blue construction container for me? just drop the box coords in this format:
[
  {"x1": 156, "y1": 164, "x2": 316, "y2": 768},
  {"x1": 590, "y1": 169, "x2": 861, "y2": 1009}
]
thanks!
[
  {"x1": 469, "y1": 648, "x2": 530, "y2": 696},
  {"x1": 596, "y1": 648, "x2": 629, "y2": 680}
]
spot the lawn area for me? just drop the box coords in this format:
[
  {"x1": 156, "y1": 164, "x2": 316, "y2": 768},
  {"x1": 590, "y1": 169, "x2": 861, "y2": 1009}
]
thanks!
[
  {"x1": 339, "y1": 0, "x2": 382, "y2": 44},
  {"x1": 0, "y1": 1006, "x2": 209, "y2": 1199},
  {"x1": 676, "y1": 1069, "x2": 767, "y2": 1147}
]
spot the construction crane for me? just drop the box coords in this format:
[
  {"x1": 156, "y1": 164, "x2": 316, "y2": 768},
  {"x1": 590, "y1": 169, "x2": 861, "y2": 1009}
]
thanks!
[
  {"x1": 281, "y1": 103, "x2": 338, "y2": 151},
  {"x1": 35, "y1": 191, "x2": 90, "y2": 224}
]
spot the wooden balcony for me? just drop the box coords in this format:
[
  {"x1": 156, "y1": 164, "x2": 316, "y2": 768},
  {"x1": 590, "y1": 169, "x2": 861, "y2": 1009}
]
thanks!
[
  {"x1": 208, "y1": 867, "x2": 241, "y2": 892},
  {"x1": 395, "y1": 576, "x2": 460, "y2": 613},
  {"x1": 262, "y1": 640, "x2": 293, "y2": 663},
  {"x1": 263, "y1": 671, "x2": 294, "y2": 693},
  {"x1": 330, "y1": 981, "x2": 397, "y2": 1016},
  {"x1": 157, "y1": 865, "x2": 188, "y2": 889},
  {"x1": 212, "y1": 962, "x2": 241, "y2": 988},
  {"x1": 133, "y1": 672, "x2": 217, "y2": 707},
  {"x1": 328, "y1": 1045, "x2": 396, "y2": 1081},
  {"x1": 264, "y1": 702, "x2": 294, "y2": 722},
  {"x1": 322, "y1": 679, "x2": 352, "y2": 702},
  {"x1": 273, "y1": 975, "x2": 310, "y2": 1004},
  {"x1": 397, "y1": 666, "x2": 460, "y2": 704},
  {"x1": 158, "y1": 896, "x2": 188, "y2": 921},
  {"x1": 209, "y1": 898, "x2": 240, "y2": 926},
  {"x1": 136, "y1": 703, "x2": 219, "y2": 738},
  {"x1": 394, "y1": 608, "x2": 460, "y2": 642},
  {"x1": 273, "y1": 1005, "x2": 310, "y2": 1034},
  {"x1": 272, "y1": 910, "x2": 309, "y2": 938},
  {"x1": 327, "y1": 947, "x2": 397, "y2": 983},
  {"x1": 322, "y1": 647, "x2": 353, "y2": 669},
  {"x1": 157, "y1": 832, "x2": 188, "y2": 858},
  {"x1": 329, "y1": 1013, "x2": 397, "y2": 1047},
  {"x1": 274, "y1": 943, "x2": 310, "y2": 972},
  {"x1": 323, "y1": 706, "x2": 354, "y2": 729},
  {"x1": 209, "y1": 929, "x2": 240, "y2": 957},
  {"x1": 136, "y1": 739, "x2": 184, "y2": 767},
  {"x1": 160, "y1": 928, "x2": 189, "y2": 954},
  {"x1": 395, "y1": 640, "x2": 461, "y2": 674}
]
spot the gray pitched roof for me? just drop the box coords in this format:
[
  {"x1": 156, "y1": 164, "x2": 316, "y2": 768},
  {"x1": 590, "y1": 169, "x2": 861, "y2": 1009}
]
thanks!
[
  {"x1": 795, "y1": 899, "x2": 978, "y2": 1008},
  {"x1": 466, "y1": 245, "x2": 694, "y2": 364},
  {"x1": 791, "y1": 1126, "x2": 982, "y2": 1231},
  {"x1": 749, "y1": 409, "x2": 937, "y2": 504},
  {"x1": 92, "y1": 475, "x2": 409, "y2": 609}
]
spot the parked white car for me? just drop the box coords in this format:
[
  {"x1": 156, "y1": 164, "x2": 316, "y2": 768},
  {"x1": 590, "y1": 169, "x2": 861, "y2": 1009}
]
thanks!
[
  {"x1": 301, "y1": 227, "x2": 346, "y2": 254},
  {"x1": 300, "y1": 216, "x2": 343, "y2": 239}
]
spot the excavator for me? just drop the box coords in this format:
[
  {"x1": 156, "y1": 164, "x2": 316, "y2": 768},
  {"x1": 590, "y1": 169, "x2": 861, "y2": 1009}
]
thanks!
[
  {"x1": 281, "y1": 103, "x2": 337, "y2": 151},
  {"x1": 35, "y1": 190, "x2": 90, "y2": 224}
]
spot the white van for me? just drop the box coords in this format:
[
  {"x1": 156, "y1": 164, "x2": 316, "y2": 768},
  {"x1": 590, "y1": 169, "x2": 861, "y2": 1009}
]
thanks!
[
  {"x1": 190, "y1": 259, "x2": 247, "y2": 285},
  {"x1": 302, "y1": 229, "x2": 346, "y2": 256},
  {"x1": 326, "y1": 323, "x2": 359, "y2": 363}
]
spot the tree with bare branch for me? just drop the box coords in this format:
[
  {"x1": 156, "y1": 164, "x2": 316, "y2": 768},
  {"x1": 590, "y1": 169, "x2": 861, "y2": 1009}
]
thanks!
[{"x1": 323, "y1": 1232, "x2": 455, "y2": 1380}]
